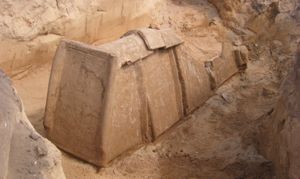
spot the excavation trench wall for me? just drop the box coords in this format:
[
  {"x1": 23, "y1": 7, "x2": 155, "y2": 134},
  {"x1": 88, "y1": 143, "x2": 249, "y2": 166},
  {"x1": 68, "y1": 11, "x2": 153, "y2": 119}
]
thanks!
[
  {"x1": 259, "y1": 44, "x2": 300, "y2": 179},
  {"x1": 0, "y1": 0, "x2": 160, "y2": 76},
  {"x1": 206, "y1": 1, "x2": 300, "y2": 178},
  {"x1": 44, "y1": 28, "x2": 247, "y2": 166}
]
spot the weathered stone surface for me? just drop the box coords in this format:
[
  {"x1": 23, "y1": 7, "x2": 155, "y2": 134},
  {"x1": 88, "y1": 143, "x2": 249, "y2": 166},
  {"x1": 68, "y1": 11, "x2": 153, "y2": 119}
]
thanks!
[
  {"x1": 45, "y1": 29, "x2": 184, "y2": 166},
  {"x1": 0, "y1": 70, "x2": 65, "y2": 179},
  {"x1": 260, "y1": 43, "x2": 300, "y2": 179},
  {"x1": 0, "y1": 71, "x2": 15, "y2": 179},
  {"x1": 0, "y1": 0, "x2": 160, "y2": 75},
  {"x1": 124, "y1": 28, "x2": 184, "y2": 50},
  {"x1": 234, "y1": 48, "x2": 248, "y2": 71},
  {"x1": 45, "y1": 28, "x2": 245, "y2": 167},
  {"x1": 175, "y1": 44, "x2": 214, "y2": 114},
  {"x1": 45, "y1": 40, "x2": 116, "y2": 165}
]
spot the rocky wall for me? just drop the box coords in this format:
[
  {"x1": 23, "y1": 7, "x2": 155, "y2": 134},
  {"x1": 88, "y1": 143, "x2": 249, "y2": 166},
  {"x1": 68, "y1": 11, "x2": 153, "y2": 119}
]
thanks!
[
  {"x1": 259, "y1": 44, "x2": 300, "y2": 179},
  {"x1": 207, "y1": 1, "x2": 300, "y2": 178},
  {"x1": 0, "y1": 0, "x2": 160, "y2": 76},
  {"x1": 208, "y1": 0, "x2": 300, "y2": 46},
  {"x1": 0, "y1": 70, "x2": 65, "y2": 179}
]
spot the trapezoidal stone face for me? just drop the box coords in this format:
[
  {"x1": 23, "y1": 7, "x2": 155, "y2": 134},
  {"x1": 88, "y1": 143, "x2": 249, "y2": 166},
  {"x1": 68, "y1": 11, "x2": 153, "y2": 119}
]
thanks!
[{"x1": 44, "y1": 28, "x2": 184, "y2": 166}]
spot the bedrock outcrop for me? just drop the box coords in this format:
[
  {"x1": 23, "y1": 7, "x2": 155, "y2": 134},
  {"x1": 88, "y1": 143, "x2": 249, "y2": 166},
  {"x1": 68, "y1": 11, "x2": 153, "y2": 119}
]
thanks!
[
  {"x1": 0, "y1": 0, "x2": 159, "y2": 76},
  {"x1": 208, "y1": 0, "x2": 300, "y2": 46},
  {"x1": 206, "y1": 1, "x2": 300, "y2": 178},
  {"x1": 0, "y1": 70, "x2": 65, "y2": 179}
]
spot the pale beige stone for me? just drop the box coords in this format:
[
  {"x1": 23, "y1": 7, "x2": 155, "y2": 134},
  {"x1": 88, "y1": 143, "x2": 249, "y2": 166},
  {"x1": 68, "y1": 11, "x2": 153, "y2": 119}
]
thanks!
[
  {"x1": 45, "y1": 29, "x2": 184, "y2": 166},
  {"x1": 0, "y1": 0, "x2": 160, "y2": 75},
  {"x1": 45, "y1": 28, "x2": 244, "y2": 167},
  {"x1": 0, "y1": 71, "x2": 65, "y2": 179}
]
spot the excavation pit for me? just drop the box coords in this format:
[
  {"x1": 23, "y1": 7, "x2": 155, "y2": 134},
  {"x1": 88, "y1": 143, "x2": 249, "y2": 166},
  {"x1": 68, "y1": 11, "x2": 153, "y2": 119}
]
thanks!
[{"x1": 44, "y1": 28, "x2": 244, "y2": 166}]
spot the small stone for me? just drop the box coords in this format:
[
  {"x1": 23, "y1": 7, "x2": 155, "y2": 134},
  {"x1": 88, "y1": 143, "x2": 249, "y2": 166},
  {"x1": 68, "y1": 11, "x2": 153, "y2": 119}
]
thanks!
[
  {"x1": 234, "y1": 48, "x2": 248, "y2": 71},
  {"x1": 149, "y1": 23, "x2": 160, "y2": 30},
  {"x1": 35, "y1": 146, "x2": 48, "y2": 157},
  {"x1": 221, "y1": 93, "x2": 234, "y2": 104},
  {"x1": 272, "y1": 40, "x2": 283, "y2": 48},
  {"x1": 262, "y1": 87, "x2": 277, "y2": 97},
  {"x1": 278, "y1": 0, "x2": 296, "y2": 13},
  {"x1": 29, "y1": 133, "x2": 40, "y2": 141},
  {"x1": 166, "y1": 153, "x2": 172, "y2": 158},
  {"x1": 233, "y1": 40, "x2": 242, "y2": 46},
  {"x1": 275, "y1": 13, "x2": 293, "y2": 25}
]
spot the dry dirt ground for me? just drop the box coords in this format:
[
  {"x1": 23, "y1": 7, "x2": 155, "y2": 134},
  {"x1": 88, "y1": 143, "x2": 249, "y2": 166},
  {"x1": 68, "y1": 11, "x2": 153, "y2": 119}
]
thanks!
[{"x1": 11, "y1": 0, "x2": 297, "y2": 178}]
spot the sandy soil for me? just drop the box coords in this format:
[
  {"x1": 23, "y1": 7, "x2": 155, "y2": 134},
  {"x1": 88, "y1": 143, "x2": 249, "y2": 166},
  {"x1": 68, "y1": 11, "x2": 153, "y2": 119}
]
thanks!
[{"x1": 11, "y1": 0, "x2": 296, "y2": 178}]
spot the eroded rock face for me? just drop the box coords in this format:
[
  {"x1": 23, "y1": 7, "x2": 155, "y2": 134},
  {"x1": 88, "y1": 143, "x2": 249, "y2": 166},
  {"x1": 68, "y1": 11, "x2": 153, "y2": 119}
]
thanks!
[
  {"x1": 206, "y1": 1, "x2": 300, "y2": 178},
  {"x1": 259, "y1": 44, "x2": 300, "y2": 179},
  {"x1": 208, "y1": 0, "x2": 300, "y2": 43},
  {"x1": 0, "y1": 0, "x2": 160, "y2": 75},
  {"x1": 0, "y1": 71, "x2": 65, "y2": 179}
]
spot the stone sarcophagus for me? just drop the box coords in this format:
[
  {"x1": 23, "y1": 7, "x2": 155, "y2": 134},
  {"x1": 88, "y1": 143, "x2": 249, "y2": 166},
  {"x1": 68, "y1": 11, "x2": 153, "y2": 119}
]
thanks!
[
  {"x1": 44, "y1": 28, "x2": 184, "y2": 166},
  {"x1": 44, "y1": 28, "x2": 246, "y2": 166}
]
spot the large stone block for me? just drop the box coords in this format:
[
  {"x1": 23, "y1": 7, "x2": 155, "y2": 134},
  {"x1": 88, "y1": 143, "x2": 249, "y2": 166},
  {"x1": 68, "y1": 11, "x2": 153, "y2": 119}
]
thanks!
[
  {"x1": 45, "y1": 28, "x2": 246, "y2": 167},
  {"x1": 45, "y1": 28, "x2": 184, "y2": 166},
  {"x1": 0, "y1": 0, "x2": 160, "y2": 75},
  {"x1": 207, "y1": 42, "x2": 240, "y2": 89}
]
